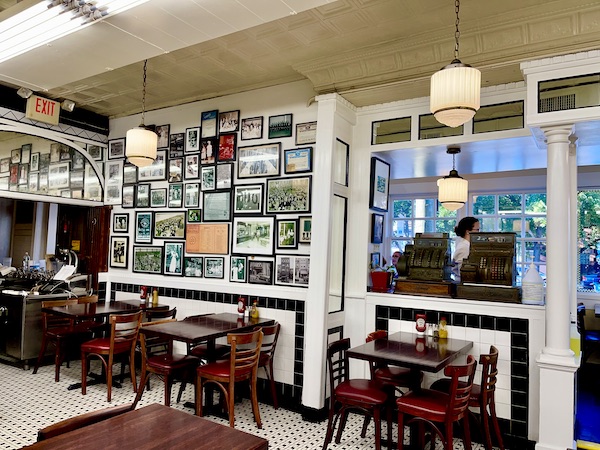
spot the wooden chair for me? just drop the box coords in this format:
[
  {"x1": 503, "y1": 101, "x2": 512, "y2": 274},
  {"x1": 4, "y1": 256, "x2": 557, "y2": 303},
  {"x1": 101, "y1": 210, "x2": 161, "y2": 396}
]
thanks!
[
  {"x1": 258, "y1": 322, "x2": 281, "y2": 409},
  {"x1": 430, "y1": 345, "x2": 504, "y2": 450},
  {"x1": 396, "y1": 354, "x2": 477, "y2": 450},
  {"x1": 322, "y1": 338, "x2": 393, "y2": 450},
  {"x1": 33, "y1": 299, "x2": 94, "y2": 382},
  {"x1": 37, "y1": 403, "x2": 134, "y2": 441},
  {"x1": 184, "y1": 314, "x2": 230, "y2": 362},
  {"x1": 195, "y1": 328, "x2": 263, "y2": 429},
  {"x1": 80, "y1": 311, "x2": 143, "y2": 402},
  {"x1": 133, "y1": 318, "x2": 199, "y2": 407}
]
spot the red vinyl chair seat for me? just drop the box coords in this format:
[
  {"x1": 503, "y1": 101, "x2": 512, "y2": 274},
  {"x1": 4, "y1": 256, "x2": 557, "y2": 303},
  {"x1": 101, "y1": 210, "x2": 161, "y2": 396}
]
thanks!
[
  {"x1": 81, "y1": 338, "x2": 133, "y2": 355},
  {"x1": 197, "y1": 359, "x2": 253, "y2": 380},
  {"x1": 189, "y1": 343, "x2": 230, "y2": 360},
  {"x1": 396, "y1": 389, "x2": 452, "y2": 421},
  {"x1": 147, "y1": 354, "x2": 199, "y2": 371},
  {"x1": 335, "y1": 379, "x2": 389, "y2": 405},
  {"x1": 373, "y1": 366, "x2": 418, "y2": 385},
  {"x1": 430, "y1": 378, "x2": 481, "y2": 406}
]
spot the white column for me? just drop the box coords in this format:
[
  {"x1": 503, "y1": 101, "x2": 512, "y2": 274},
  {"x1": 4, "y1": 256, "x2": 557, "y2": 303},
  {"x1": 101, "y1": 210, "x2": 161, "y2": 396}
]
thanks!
[
  {"x1": 568, "y1": 136, "x2": 578, "y2": 320},
  {"x1": 536, "y1": 125, "x2": 578, "y2": 450}
]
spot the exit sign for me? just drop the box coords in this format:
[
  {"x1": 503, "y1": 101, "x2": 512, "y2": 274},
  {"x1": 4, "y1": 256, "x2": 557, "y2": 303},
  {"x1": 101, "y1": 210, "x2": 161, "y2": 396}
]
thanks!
[{"x1": 25, "y1": 95, "x2": 60, "y2": 125}]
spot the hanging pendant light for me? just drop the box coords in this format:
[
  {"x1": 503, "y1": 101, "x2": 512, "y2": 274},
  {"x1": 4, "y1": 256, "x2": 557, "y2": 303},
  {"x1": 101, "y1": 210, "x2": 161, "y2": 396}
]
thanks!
[
  {"x1": 430, "y1": 0, "x2": 481, "y2": 128},
  {"x1": 126, "y1": 59, "x2": 157, "y2": 168},
  {"x1": 437, "y1": 146, "x2": 468, "y2": 211}
]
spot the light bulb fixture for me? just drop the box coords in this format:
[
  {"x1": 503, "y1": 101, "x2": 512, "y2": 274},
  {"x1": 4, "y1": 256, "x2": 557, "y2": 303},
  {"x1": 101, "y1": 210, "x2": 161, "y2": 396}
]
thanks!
[
  {"x1": 17, "y1": 87, "x2": 33, "y2": 99},
  {"x1": 61, "y1": 99, "x2": 75, "y2": 112},
  {"x1": 430, "y1": 0, "x2": 481, "y2": 128},
  {"x1": 437, "y1": 146, "x2": 468, "y2": 211},
  {"x1": 126, "y1": 59, "x2": 157, "y2": 168}
]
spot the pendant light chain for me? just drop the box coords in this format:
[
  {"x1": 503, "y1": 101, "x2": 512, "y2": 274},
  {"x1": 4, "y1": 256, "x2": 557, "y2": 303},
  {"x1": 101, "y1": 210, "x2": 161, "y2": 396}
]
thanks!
[
  {"x1": 452, "y1": 151, "x2": 457, "y2": 171},
  {"x1": 454, "y1": 0, "x2": 461, "y2": 61},
  {"x1": 141, "y1": 59, "x2": 148, "y2": 126}
]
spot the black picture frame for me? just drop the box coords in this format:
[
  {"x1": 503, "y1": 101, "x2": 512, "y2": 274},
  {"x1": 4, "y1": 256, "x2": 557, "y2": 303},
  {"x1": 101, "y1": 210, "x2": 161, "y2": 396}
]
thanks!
[
  {"x1": 216, "y1": 162, "x2": 233, "y2": 190},
  {"x1": 230, "y1": 256, "x2": 247, "y2": 282},
  {"x1": 298, "y1": 216, "x2": 312, "y2": 243},
  {"x1": 138, "y1": 149, "x2": 167, "y2": 181},
  {"x1": 122, "y1": 185, "x2": 135, "y2": 208},
  {"x1": 204, "y1": 256, "x2": 225, "y2": 279},
  {"x1": 241, "y1": 116, "x2": 263, "y2": 140},
  {"x1": 218, "y1": 110, "x2": 240, "y2": 133},
  {"x1": 370, "y1": 252, "x2": 381, "y2": 269},
  {"x1": 369, "y1": 156, "x2": 390, "y2": 212},
  {"x1": 155, "y1": 124, "x2": 170, "y2": 149},
  {"x1": 184, "y1": 256, "x2": 203, "y2": 277},
  {"x1": 202, "y1": 190, "x2": 232, "y2": 222},
  {"x1": 295, "y1": 121, "x2": 317, "y2": 145},
  {"x1": 187, "y1": 209, "x2": 202, "y2": 223},
  {"x1": 154, "y1": 211, "x2": 186, "y2": 239},
  {"x1": 217, "y1": 133, "x2": 237, "y2": 162},
  {"x1": 268, "y1": 113, "x2": 293, "y2": 139},
  {"x1": 168, "y1": 183, "x2": 183, "y2": 208},
  {"x1": 184, "y1": 182, "x2": 200, "y2": 208},
  {"x1": 184, "y1": 154, "x2": 199, "y2": 180},
  {"x1": 136, "y1": 183, "x2": 151, "y2": 208},
  {"x1": 266, "y1": 175, "x2": 311, "y2": 214},
  {"x1": 284, "y1": 147, "x2": 313, "y2": 174},
  {"x1": 113, "y1": 213, "x2": 129, "y2": 233},
  {"x1": 232, "y1": 216, "x2": 274, "y2": 256},
  {"x1": 168, "y1": 157, "x2": 183, "y2": 183},
  {"x1": 163, "y1": 241, "x2": 184, "y2": 276},
  {"x1": 87, "y1": 144, "x2": 104, "y2": 161},
  {"x1": 132, "y1": 245, "x2": 163, "y2": 274},
  {"x1": 135, "y1": 211, "x2": 153, "y2": 244},
  {"x1": 109, "y1": 236, "x2": 128, "y2": 269},
  {"x1": 248, "y1": 259, "x2": 274, "y2": 285},
  {"x1": 169, "y1": 132, "x2": 185, "y2": 159},
  {"x1": 150, "y1": 188, "x2": 167, "y2": 208},
  {"x1": 108, "y1": 138, "x2": 125, "y2": 160},
  {"x1": 185, "y1": 127, "x2": 200, "y2": 153},
  {"x1": 233, "y1": 184, "x2": 263, "y2": 214},
  {"x1": 237, "y1": 143, "x2": 280, "y2": 179},
  {"x1": 276, "y1": 219, "x2": 298, "y2": 250},
  {"x1": 201, "y1": 110, "x2": 218, "y2": 138},
  {"x1": 371, "y1": 213, "x2": 384, "y2": 244}
]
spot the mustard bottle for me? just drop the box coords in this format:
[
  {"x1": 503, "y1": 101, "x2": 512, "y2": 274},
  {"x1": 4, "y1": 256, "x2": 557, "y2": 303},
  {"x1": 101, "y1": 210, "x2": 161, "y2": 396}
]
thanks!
[
  {"x1": 152, "y1": 288, "x2": 159, "y2": 306},
  {"x1": 438, "y1": 316, "x2": 448, "y2": 339},
  {"x1": 250, "y1": 301, "x2": 259, "y2": 319}
]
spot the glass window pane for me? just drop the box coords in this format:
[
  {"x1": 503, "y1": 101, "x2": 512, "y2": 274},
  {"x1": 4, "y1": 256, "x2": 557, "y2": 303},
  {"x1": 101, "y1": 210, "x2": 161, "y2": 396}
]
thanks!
[
  {"x1": 524, "y1": 241, "x2": 547, "y2": 265},
  {"x1": 476, "y1": 217, "x2": 496, "y2": 232},
  {"x1": 473, "y1": 101, "x2": 524, "y2": 134},
  {"x1": 472, "y1": 195, "x2": 495, "y2": 215},
  {"x1": 527, "y1": 217, "x2": 547, "y2": 238},
  {"x1": 436, "y1": 219, "x2": 456, "y2": 234},
  {"x1": 499, "y1": 194, "x2": 522, "y2": 213},
  {"x1": 499, "y1": 217, "x2": 521, "y2": 233},
  {"x1": 391, "y1": 240, "x2": 409, "y2": 254},
  {"x1": 413, "y1": 199, "x2": 436, "y2": 218},
  {"x1": 578, "y1": 190, "x2": 600, "y2": 292},
  {"x1": 525, "y1": 193, "x2": 547, "y2": 214},
  {"x1": 392, "y1": 219, "x2": 413, "y2": 238},
  {"x1": 372, "y1": 117, "x2": 411, "y2": 145},
  {"x1": 414, "y1": 219, "x2": 436, "y2": 234},
  {"x1": 418, "y1": 114, "x2": 463, "y2": 140},
  {"x1": 438, "y1": 203, "x2": 458, "y2": 217},
  {"x1": 393, "y1": 200, "x2": 412, "y2": 219}
]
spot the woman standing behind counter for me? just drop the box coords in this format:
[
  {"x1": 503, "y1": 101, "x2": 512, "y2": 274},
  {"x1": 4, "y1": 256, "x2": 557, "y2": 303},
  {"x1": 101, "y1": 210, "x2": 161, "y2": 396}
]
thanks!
[{"x1": 452, "y1": 217, "x2": 480, "y2": 282}]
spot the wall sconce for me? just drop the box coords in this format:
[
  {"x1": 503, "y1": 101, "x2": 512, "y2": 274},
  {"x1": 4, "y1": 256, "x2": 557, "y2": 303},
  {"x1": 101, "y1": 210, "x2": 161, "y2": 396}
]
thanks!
[{"x1": 17, "y1": 87, "x2": 33, "y2": 99}]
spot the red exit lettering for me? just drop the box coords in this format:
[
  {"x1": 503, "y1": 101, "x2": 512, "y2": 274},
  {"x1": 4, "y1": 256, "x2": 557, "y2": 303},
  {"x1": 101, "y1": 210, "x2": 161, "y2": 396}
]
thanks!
[{"x1": 35, "y1": 98, "x2": 56, "y2": 116}]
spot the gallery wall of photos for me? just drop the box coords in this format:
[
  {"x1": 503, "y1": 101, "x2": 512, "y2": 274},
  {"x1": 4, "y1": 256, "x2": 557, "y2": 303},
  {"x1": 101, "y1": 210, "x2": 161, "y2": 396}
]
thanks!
[
  {"x1": 0, "y1": 135, "x2": 104, "y2": 201},
  {"x1": 109, "y1": 110, "x2": 317, "y2": 288}
]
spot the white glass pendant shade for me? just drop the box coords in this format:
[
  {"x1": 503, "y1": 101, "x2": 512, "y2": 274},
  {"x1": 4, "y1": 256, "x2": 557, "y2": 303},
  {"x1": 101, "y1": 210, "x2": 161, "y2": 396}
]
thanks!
[
  {"x1": 437, "y1": 170, "x2": 468, "y2": 211},
  {"x1": 430, "y1": 61, "x2": 481, "y2": 128},
  {"x1": 126, "y1": 127, "x2": 157, "y2": 167}
]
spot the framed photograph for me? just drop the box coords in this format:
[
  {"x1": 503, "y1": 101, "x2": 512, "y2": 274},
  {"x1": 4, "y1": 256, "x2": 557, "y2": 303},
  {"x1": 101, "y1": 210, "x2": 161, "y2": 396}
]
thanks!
[
  {"x1": 241, "y1": 116, "x2": 263, "y2": 140},
  {"x1": 30, "y1": 153, "x2": 40, "y2": 172},
  {"x1": 135, "y1": 211, "x2": 153, "y2": 244},
  {"x1": 163, "y1": 241, "x2": 184, "y2": 276},
  {"x1": 108, "y1": 138, "x2": 125, "y2": 159},
  {"x1": 276, "y1": 219, "x2": 298, "y2": 250},
  {"x1": 156, "y1": 124, "x2": 170, "y2": 149},
  {"x1": 122, "y1": 185, "x2": 135, "y2": 208},
  {"x1": 105, "y1": 184, "x2": 122, "y2": 205},
  {"x1": 154, "y1": 211, "x2": 185, "y2": 239},
  {"x1": 233, "y1": 184, "x2": 263, "y2": 214},
  {"x1": 237, "y1": 143, "x2": 280, "y2": 179},
  {"x1": 201, "y1": 165, "x2": 215, "y2": 191},
  {"x1": 204, "y1": 257, "x2": 225, "y2": 279},
  {"x1": 371, "y1": 213, "x2": 384, "y2": 244},
  {"x1": 295, "y1": 121, "x2": 317, "y2": 145},
  {"x1": 71, "y1": 151, "x2": 85, "y2": 171},
  {"x1": 371, "y1": 252, "x2": 381, "y2": 269},
  {"x1": 48, "y1": 162, "x2": 70, "y2": 190},
  {"x1": 266, "y1": 175, "x2": 311, "y2": 214},
  {"x1": 369, "y1": 157, "x2": 390, "y2": 212},
  {"x1": 60, "y1": 190, "x2": 72, "y2": 198},
  {"x1": 133, "y1": 245, "x2": 163, "y2": 274},
  {"x1": 18, "y1": 164, "x2": 29, "y2": 185},
  {"x1": 59, "y1": 145, "x2": 71, "y2": 162},
  {"x1": 200, "y1": 138, "x2": 217, "y2": 165},
  {"x1": 87, "y1": 144, "x2": 103, "y2": 161},
  {"x1": 169, "y1": 132, "x2": 185, "y2": 159},
  {"x1": 50, "y1": 143, "x2": 60, "y2": 163},
  {"x1": 70, "y1": 170, "x2": 84, "y2": 189},
  {"x1": 268, "y1": 113, "x2": 293, "y2": 139},
  {"x1": 216, "y1": 163, "x2": 233, "y2": 190},
  {"x1": 284, "y1": 147, "x2": 312, "y2": 174},
  {"x1": 0, "y1": 158, "x2": 9, "y2": 173},
  {"x1": 123, "y1": 163, "x2": 137, "y2": 184},
  {"x1": 185, "y1": 127, "x2": 200, "y2": 153},
  {"x1": 184, "y1": 183, "x2": 200, "y2": 208},
  {"x1": 105, "y1": 160, "x2": 123, "y2": 185},
  {"x1": 136, "y1": 183, "x2": 150, "y2": 208},
  {"x1": 293, "y1": 256, "x2": 310, "y2": 286},
  {"x1": 203, "y1": 190, "x2": 232, "y2": 222},
  {"x1": 184, "y1": 257, "x2": 203, "y2": 277},
  {"x1": 230, "y1": 256, "x2": 247, "y2": 282},
  {"x1": 184, "y1": 154, "x2": 199, "y2": 180},
  {"x1": 0, "y1": 176, "x2": 9, "y2": 190},
  {"x1": 298, "y1": 216, "x2": 312, "y2": 243},
  {"x1": 28, "y1": 172, "x2": 38, "y2": 192},
  {"x1": 201, "y1": 110, "x2": 218, "y2": 138},
  {"x1": 248, "y1": 259, "x2": 273, "y2": 285},
  {"x1": 138, "y1": 149, "x2": 167, "y2": 181},
  {"x1": 113, "y1": 213, "x2": 129, "y2": 233},
  {"x1": 217, "y1": 133, "x2": 237, "y2": 162},
  {"x1": 21, "y1": 144, "x2": 31, "y2": 164},
  {"x1": 187, "y1": 209, "x2": 201, "y2": 223},
  {"x1": 186, "y1": 223, "x2": 229, "y2": 254},
  {"x1": 38, "y1": 172, "x2": 48, "y2": 194},
  {"x1": 219, "y1": 110, "x2": 240, "y2": 133},
  {"x1": 232, "y1": 216, "x2": 274, "y2": 256},
  {"x1": 11, "y1": 148, "x2": 21, "y2": 164},
  {"x1": 110, "y1": 236, "x2": 128, "y2": 269},
  {"x1": 275, "y1": 255, "x2": 294, "y2": 286},
  {"x1": 168, "y1": 158, "x2": 183, "y2": 183},
  {"x1": 168, "y1": 183, "x2": 183, "y2": 208},
  {"x1": 9, "y1": 164, "x2": 18, "y2": 185},
  {"x1": 150, "y1": 188, "x2": 167, "y2": 208}
]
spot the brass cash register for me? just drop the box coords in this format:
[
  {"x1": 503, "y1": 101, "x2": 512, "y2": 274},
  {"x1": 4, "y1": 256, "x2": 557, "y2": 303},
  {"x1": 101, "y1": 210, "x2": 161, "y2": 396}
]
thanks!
[{"x1": 456, "y1": 232, "x2": 521, "y2": 303}]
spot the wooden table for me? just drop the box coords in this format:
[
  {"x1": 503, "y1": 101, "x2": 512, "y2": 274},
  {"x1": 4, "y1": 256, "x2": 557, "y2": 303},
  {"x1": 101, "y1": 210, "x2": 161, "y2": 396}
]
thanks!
[
  {"x1": 24, "y1": 403, "x2": 268, "y2": 450},
  {"x1": 347, "y1": 331, "x2": 473, "y2": 373},
  {"x1": 41, "y1": 299, "x2": 168, "y2": 320}
]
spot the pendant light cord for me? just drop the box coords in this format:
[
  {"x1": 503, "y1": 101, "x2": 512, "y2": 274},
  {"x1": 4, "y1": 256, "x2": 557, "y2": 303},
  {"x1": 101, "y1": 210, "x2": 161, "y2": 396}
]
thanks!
[
  {"x1": 141, "y1": 59, "x2": 148, "y2": 126},
  {"x1": 452, "y1": 151, "x2": 457, "y2": 171},
  {"x1": 454, "y1": 0, "x2": 461, "y2": 61}
]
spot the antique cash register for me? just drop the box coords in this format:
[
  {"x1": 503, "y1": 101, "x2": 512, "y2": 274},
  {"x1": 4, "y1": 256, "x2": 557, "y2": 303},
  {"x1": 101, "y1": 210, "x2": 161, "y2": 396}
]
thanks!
[
  {"x1": 395, "y1": 233, "x2": 455, "y2": 297},
  {"x1": 456, "y1": 232, "x2": 521, "y2": 303}
]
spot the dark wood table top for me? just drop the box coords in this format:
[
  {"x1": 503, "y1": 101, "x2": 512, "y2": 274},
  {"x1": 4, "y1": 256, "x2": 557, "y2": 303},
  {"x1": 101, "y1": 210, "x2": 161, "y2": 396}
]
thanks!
[
  {"x1": 42, "y1": 300, "x2": 168, "y2": 320},
  {"x1": 24, "y1": 403, "x2": 268, "y2": 450},
  {"x1": 141, "y1": 312, "x2": 275, "y2": 345},
  {"x1": 347, "y1": 331, "x2": 473, "y2": 373}
]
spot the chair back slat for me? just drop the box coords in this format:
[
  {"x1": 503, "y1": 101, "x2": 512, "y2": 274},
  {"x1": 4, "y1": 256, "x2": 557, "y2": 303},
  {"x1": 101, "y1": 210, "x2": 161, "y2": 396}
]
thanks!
[
  {"x1": 77, "y1": 295, "x2": 98, "y2": 304},
  {"x1": 479, "y1": 345, "x2": 499, "y2": 405},
  {"x1": 326, "y1": 338, "x2": 350, "y2": 392},
  {"x1": 444, "y1": 354, "x2": 477, "y2": 418},
  {"x1": 41, "y1": 299, "x2": 78, "y2": 331},
  {"x1": 109, "y1": 312, "x2": 143, "y2": 347},
  {"x1": 146, "y1": 307, "x2": 177, "y2": 321},
  {"x1": 228, "y1": 329, "x2": 263, "y2": 375},
  {"x1": 259, "y1": 323, "x2": 280, "y2": 359}
]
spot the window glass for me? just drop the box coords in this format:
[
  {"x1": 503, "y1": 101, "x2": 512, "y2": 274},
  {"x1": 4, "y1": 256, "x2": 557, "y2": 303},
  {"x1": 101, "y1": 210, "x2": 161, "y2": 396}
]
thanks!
[
  {"x1": 393, "y1": 200, "x2": 412, "y2": 219},
  {"x1": 578, "y1": 190, "x2": 600, "y2": 293},
  {"x1": 472, "y1": 195, "x2": 495, "y2": 215},
  {"x1": 499, "y1": 194, "x2": 522, "y2": 213}
]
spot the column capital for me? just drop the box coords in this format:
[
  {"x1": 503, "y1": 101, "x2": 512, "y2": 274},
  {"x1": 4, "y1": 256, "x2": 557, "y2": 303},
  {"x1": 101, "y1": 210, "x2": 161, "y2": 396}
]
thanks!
[{"x1": 540, "y1": 125, "x2": 573, "y2": 144}]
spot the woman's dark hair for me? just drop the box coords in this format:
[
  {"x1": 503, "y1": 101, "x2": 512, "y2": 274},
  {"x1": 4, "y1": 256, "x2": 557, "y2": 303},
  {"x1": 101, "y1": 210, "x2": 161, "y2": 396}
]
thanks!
[{"x1": 454, "y1": 217, "x2": 479, "y2": 238}]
